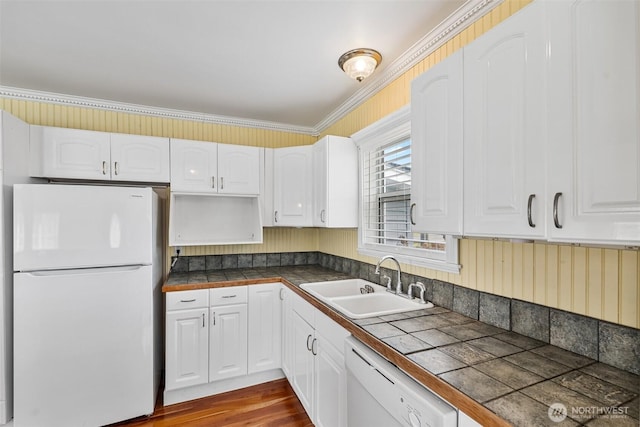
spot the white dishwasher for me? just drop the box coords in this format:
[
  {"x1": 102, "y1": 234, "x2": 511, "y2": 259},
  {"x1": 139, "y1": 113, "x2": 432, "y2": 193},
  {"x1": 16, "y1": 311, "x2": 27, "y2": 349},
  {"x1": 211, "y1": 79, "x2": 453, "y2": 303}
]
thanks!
[{"x1": 345, "y1": 336, "x2": 458, "y2": 427}]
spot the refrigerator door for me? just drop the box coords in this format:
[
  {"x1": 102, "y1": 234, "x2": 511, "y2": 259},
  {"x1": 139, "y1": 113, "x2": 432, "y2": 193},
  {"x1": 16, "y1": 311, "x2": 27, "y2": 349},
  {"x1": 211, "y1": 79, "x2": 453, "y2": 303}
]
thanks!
[
  {"x1": 14, "y1": 184, "x2": 153, "y2": 271},
  {"x1": 14, "y1": 265, "x2": 155, "y2": 427}
]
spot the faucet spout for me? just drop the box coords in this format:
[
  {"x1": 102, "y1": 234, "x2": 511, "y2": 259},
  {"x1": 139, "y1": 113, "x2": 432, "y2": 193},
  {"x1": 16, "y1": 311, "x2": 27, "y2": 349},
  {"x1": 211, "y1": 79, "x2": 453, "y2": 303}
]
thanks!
[{"x1": 375, "y1": 255, "x2": 403, "y2": 294}]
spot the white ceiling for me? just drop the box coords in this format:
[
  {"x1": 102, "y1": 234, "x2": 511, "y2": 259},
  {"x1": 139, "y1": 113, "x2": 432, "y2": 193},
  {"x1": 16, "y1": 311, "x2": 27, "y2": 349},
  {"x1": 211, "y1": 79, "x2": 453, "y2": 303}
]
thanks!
[{"x1": 0, "y1": 0, "x2": 469, "y2": 132}]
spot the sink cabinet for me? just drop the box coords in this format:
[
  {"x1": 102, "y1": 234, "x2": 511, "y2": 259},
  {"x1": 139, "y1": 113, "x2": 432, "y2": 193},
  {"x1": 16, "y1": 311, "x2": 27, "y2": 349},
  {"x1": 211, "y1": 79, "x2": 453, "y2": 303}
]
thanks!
[{"x1": 289, "y1": 290, "x2": 349, "y2": 427}]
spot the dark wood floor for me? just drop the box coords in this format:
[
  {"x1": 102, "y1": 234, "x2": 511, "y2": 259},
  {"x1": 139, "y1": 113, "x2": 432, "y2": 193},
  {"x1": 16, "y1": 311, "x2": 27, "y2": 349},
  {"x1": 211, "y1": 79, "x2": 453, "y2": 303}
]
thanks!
[{"x1": 110, "y1": 379, "x2": 313, "y2": 427}]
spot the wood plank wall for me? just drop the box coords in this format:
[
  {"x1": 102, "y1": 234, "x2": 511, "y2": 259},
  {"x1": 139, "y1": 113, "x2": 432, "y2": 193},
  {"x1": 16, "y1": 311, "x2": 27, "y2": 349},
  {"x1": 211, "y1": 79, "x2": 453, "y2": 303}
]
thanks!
[{"x1": 1, "y1": 0, "x2": 638, "y2": 329}]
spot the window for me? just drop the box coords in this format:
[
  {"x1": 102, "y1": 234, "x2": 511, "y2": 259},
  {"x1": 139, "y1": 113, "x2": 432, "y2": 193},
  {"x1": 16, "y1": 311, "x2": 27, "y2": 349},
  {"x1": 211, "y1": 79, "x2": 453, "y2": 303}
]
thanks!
[{"x1": 352, "y1": 106, "x2": 459, "y2": 273}]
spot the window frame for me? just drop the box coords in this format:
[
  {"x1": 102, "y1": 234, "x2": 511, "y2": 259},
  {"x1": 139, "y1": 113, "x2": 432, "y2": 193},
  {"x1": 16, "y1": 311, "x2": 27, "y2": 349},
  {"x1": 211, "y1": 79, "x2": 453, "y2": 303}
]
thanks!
[{"x1": 351, "y1": 106, "x2": 460, "y2": 274}]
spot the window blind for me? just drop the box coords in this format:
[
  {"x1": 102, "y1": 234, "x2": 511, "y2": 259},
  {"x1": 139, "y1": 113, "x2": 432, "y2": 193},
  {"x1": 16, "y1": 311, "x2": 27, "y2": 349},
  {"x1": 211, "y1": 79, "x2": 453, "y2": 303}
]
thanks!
[{"x1": 361, "y1": 138, "x2": 445, "y2": 252}]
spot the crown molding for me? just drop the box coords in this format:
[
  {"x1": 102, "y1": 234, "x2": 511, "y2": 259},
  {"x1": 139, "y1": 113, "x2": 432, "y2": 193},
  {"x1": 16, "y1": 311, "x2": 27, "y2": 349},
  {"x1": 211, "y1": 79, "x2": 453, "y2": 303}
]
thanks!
[
  {"x1": 0, "y1": 0, "x2": 501, "y2": 138},
  {"x1": 314, "y1": 0, "x2": 504, "y2": 133},
  {"x1": 0, "y1": 86, "x2": 319, "y2": 136}
]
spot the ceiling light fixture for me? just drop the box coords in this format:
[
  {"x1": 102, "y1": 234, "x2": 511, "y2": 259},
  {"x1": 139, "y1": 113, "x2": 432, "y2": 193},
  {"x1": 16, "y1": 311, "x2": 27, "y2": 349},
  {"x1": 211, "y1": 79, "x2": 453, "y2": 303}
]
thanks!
[{"x1": 338, "y1": 48, "x2": 382, "y2": 82}]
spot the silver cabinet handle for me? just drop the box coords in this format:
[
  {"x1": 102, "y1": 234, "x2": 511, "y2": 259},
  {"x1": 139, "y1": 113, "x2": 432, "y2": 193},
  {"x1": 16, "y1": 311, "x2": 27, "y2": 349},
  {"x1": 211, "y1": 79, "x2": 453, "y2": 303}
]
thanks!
[
  {"x1": 279, "y1": 288, "x2": 284, "y2": 301},
  {"x1": 102, "y1": 161, "x2": 107, "y2": 175},
  {"x1": 527, "y1": 194, "x2": 536, "y2": 228},
  {"x1": 220, "y1": 177, "x2": 224, "y2": 190},
  {"x1": 212, "y1": 312, "x2": 216, "y2": 326},
  {"x1": 180, "y1": 299, "x2": 196, "y2": 303},
  {"x1": 211, "y1": 176, "x2": 215, "y2": 188},
  {"x1": 553, "y1": 192, "x2": 563, "y2": 229},
  {"x1": 114, "y1": 161, "x2": 119, "y2": 175},
  {"x1": 202, "y1": 313, "x2": 205, "y2": 328},
  {"x1": 320, "y1": 209, "x2": 326, "y2": 223},
  {"x1": 274, "y1": 211, "x2": 279, "y2": 223},
  {"x1": 221, "y1": 295, "x2": 236, "y2": 299},
  {"x1": 311, "y1": 338, "x2": 317, "y2": 356},
  {"x1": 410, "y1": 203, "x2": 416, "y2": 225},
  {"x1": 306, "y1": 334, "x2": 312, "y2": 351}
]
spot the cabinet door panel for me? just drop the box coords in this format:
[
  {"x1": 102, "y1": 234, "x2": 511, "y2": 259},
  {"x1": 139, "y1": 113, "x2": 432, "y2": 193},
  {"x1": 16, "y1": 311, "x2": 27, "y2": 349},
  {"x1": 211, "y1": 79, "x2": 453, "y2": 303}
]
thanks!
[
  {"x1": 548, "y1": 0, "x2": 640, "y2": 244},
  {"x1": 217, "y1": 144, "x2": 261, "y2": 195},
  {"x1": 463, "y1": 1, "x2": 547, "y2": 238},
  {"x1": 411, "y1": 49, "x2": 463, "y2": 235},
  {"x1": 280, "y1": 286, "x2": 293, "y2": 380},
  {"x1": 170, "y1": 139, "x2": 218, "y2": 193},
  {"x1": 314, "y1": 333, "x2": 347, "y2": 427},
  {"x1": 111, "y1": 134, "x2": 170, "y2": 182},
  {"x1": 165, "y1": 309, "x2": 208, "y2": 391},
  {"x1": 248, "y1": 283, "x2": 281, "y2": 374},
  {"x1": 291, "y1": 311, "x2": 314, "y2": 419},
  {"x1": 209, "y1": 304, "x2": 247, "y2": 382},
  {"x1": 273, "y1": 146, "x2": 313, "y2": 226}
]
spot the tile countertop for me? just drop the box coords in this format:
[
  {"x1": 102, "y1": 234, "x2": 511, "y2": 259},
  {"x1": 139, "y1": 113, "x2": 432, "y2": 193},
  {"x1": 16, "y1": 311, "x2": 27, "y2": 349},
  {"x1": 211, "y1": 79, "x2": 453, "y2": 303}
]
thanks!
[{"x1": 163, "y1": 265, "x2": 640, "y2": 427}]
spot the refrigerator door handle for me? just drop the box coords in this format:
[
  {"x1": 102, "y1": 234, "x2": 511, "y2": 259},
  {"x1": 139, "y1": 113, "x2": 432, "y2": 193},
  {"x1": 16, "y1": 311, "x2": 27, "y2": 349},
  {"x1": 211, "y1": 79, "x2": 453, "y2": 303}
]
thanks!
[{"x1": 20, "y1": 265, "x2": 146, "y2": 276}]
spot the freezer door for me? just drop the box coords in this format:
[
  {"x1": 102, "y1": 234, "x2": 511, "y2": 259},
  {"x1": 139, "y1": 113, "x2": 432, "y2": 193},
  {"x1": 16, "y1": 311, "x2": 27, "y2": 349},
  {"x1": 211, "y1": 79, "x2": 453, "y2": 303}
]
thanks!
[
  {"x1": 14, "y1": 184, "x2": 154, "y2": 271},
  {"x1": 14, "y1": 265, "x2": 155, "y2": 427}
]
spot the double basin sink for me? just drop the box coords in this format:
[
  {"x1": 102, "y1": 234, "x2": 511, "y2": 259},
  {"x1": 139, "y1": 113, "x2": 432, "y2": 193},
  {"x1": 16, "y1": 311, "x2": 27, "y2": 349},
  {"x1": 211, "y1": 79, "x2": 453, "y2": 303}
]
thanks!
[{"x1": 300, "y1": 279, "x2": 433, "y2": 319}]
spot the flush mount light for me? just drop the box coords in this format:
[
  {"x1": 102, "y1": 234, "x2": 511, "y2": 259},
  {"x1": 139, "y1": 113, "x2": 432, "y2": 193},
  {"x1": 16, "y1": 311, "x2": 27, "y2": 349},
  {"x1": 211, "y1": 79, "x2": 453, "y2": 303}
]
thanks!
[{"x1": 338, "y1": 48, "x2": 382, "y2": 82}]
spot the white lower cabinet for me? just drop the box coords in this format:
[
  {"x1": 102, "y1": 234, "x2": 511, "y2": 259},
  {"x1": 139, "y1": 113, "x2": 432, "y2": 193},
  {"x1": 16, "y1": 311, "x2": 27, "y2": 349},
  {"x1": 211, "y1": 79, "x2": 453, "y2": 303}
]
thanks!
[
  {"x1": 165, "y1": 290, "x2": 209, "y2": 391},
  {"x1": 166, "y1": 283, "x2": 349, "y2": 425},
  {"x1": 248, "y1": 283, "x2": 282, "y2": 374},
  {"x1": 289, "y1": 290, "x2": 349, "y2": 426}
]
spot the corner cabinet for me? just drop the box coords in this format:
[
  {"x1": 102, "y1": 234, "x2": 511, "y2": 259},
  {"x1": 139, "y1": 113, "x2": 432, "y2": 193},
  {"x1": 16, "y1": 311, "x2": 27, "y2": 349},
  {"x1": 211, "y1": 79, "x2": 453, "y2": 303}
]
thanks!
[
  {"x1": 312, "y1": 136, "x2": 358, "y2": 227},
  {"x1": 546, "y1": 0, "x2": 640, "y2": 245},
  {"x1": 170, "y1": 138, "x2": 261, "y2": 195},
  {"x1": 248, "y1": 283, "x2": 281, "y2": 374},
  {"x1": 272, "y1": 146, "x2": 313, "y2": 226},
  {"x1": 410, "y1": 49, "x2": 463, "y2": 235},
  {"x1": 30, "y1": 126, "x2": 170, "y2": 183},
  {"x1": 463, "y1": 0, "x2": 548, "y2": 239}
]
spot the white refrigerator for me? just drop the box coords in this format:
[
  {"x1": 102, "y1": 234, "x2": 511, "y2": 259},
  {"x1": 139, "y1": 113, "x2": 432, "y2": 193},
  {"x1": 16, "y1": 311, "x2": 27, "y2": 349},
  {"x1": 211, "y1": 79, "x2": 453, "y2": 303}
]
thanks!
[{"x1": 13, "y1": 184, "x2": 163, "y2": 427}]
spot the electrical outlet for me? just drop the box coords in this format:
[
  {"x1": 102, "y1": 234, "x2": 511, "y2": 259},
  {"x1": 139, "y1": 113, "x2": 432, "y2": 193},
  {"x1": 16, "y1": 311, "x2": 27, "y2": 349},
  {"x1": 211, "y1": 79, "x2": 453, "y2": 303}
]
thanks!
[{"x1": 174, "y1": 246, "x2": 182, "y2": 256}]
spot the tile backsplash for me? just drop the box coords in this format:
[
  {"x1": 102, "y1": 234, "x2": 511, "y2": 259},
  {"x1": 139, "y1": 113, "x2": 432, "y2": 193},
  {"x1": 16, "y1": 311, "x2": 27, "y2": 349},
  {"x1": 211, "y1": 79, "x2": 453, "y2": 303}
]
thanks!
[{"x1": 170, "y1": 251, "x2": 640, "y2": 376}]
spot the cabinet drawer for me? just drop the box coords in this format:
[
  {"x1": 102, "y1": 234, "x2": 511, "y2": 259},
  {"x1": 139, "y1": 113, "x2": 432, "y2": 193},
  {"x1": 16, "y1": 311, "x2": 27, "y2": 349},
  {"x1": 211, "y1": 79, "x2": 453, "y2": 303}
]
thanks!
[
  {"x1": 166, "y1": 289, "x2": 209, "y2": 311},
  {"x1": 210, "y1": 286, "x2": 248, "y2": 306}
]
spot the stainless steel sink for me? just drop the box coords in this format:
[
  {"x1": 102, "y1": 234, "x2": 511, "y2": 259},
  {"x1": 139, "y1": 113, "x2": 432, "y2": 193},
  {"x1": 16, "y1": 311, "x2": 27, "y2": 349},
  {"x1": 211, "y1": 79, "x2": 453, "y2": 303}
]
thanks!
[{"x1": 300, "y1": 279, "x2": 432, "y2": 319}]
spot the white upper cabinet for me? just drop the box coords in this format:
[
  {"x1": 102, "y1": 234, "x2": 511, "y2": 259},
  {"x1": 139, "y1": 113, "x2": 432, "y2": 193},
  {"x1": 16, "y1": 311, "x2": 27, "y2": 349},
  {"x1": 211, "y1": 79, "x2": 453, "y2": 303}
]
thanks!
[
  {"x1": 411, "y1": 49, "x2": 464, "y2": 236},
  {"x1": 170, "y1": 139, "x2": 261, "y2": 195},
  {"x1": 312, "y1": 136, "x2": 358, "y2": 228},
  {"x1": 110, "y1": 134, "x2": 170, "y2": 182},
  {"x1": 30, "y1": 125, "x2": 169, "y2": 182},
  {"x1": 546, "y1": 0, "x2": 640, "y2": 245},
  {"x1": 273, "y1": 146, "x2": 313, "y2": 226},
  {"x1": 463, "y1": 0, "x2": 548, "y2": 239}
]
